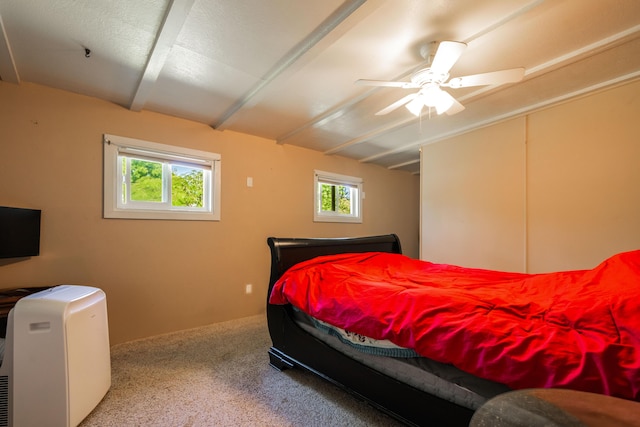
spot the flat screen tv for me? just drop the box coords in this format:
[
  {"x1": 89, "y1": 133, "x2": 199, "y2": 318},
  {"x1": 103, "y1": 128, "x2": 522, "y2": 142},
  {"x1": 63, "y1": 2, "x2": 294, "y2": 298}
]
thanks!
[{"x1": 0, "y1": 206, "x2": 41, "y2": 258}]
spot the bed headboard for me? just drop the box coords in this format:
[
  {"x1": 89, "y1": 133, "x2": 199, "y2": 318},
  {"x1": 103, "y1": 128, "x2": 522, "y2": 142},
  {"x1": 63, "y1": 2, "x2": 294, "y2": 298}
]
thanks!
[{"x1": 266, "y1": 234, "x2": 402, "y2": 287}]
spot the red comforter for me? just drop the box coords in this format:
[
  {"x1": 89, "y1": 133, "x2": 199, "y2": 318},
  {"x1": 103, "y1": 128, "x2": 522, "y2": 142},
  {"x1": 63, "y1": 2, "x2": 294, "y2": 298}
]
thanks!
[{"x1": 269, "y1": 250, "x2": 640, "y2": 400}]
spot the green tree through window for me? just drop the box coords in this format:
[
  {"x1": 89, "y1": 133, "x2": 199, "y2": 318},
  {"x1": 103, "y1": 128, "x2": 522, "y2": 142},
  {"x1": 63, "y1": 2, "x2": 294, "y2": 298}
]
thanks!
[
  {"x1": 124, "y1": 160, "x2": 204, "y2": 207},
  {"x1": 172, "y1": 166, "x2": 204, "y2": 207},
  {"x1": 321, "y1": 183, "x2": 352, "y2": 214},
  {"x1": 130, "y1": 159, "x2": 163, "y2": 202}
]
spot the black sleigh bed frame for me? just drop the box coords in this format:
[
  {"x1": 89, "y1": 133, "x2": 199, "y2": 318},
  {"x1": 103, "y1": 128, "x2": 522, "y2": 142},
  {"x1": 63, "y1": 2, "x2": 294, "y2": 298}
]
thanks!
[{"x1": 266, "y1": 234, "x2": 474, "y2": 427}]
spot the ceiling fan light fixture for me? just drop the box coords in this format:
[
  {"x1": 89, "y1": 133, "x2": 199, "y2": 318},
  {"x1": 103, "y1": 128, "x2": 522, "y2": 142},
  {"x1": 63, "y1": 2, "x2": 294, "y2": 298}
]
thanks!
[
  {"x1": 405, "y1": 87, "x2": 453, "y2": 116},
  {"x1": 435, "y1": 99, "x2": 453, "y2": 115},
  {"x1": 434, "y1": 92, "x2": 454, "y2": 114},
  {"x1": 405, "y1": 96, "x2": 424, "y2": 116},
  {"x1": 422, "y1": 86, "x2": 453, "y2": 115}
]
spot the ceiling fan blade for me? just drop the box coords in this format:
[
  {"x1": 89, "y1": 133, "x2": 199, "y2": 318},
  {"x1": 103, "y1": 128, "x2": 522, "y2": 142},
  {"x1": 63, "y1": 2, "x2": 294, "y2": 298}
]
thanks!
[
  {"x1": 375, "y1": 93, "x2": 417, "y2": 115},
  {"x1": 447, "y1": 67, "x2": 525, "y2": 88},
  {"x1": 430, "y1": 41, "x2": 467, "y2": 75},
  {"x1": 355, "y1": 79, "x2": 419, "y2": 89}
]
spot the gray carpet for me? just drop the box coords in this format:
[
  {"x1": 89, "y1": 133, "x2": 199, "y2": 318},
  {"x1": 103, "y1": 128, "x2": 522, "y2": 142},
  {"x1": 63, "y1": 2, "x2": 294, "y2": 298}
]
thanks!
[{"x1": 80, "y1": 314, "x2": 404, "y2": 427}]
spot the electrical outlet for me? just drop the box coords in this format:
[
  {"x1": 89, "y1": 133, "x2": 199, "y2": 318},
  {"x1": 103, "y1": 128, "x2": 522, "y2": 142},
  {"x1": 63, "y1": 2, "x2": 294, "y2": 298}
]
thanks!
[{"x1": 245, "y1": 284, "x2": 253, "y2": 294}]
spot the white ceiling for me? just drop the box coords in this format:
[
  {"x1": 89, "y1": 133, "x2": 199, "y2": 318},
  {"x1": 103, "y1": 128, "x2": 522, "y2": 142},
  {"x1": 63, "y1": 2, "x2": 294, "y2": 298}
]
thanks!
[{"x1": 1, "y1": 0, "x2": 639, "y2": 175}]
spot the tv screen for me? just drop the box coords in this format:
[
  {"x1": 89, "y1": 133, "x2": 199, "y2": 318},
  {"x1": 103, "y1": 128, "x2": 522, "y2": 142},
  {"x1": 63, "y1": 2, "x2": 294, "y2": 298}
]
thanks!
[{"x1": 0, "y1": 206, "x2": 41, "y2": 258}]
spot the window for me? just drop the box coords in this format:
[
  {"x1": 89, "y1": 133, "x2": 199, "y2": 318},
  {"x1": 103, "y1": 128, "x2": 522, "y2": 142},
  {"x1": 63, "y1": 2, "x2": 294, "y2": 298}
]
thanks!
[
  {"x1": 103, "y1": 134, "x2": 221, "y2": 221},
  {"x1": 314, "y1": 170, "x2": 363, "y2": 223}
]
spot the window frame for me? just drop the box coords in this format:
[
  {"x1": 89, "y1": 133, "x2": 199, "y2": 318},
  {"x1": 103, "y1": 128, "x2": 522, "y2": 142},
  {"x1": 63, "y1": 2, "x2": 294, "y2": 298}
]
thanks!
[
  {"x1": 103, "y1": 134, "x2": 221, "y2": 221},
  {"x1": 314, "y1": 170, "x2": 363, "y2": 223}
]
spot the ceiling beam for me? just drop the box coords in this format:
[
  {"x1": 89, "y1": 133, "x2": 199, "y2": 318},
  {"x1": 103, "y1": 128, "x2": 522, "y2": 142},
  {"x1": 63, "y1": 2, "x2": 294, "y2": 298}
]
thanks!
[
  {"x1": 277, "y1": 88, "x2": 375, "y2": 144},
  {"x1": 0, "y1": 12, "x2": 19, "y2": 84},
  {"x1": 388, "y1": 158, "x2": 419, "y2": 170},
  {"x1": 323, "y1": 116, "x2": 413, "y2": 155},
  {"x1": 462, "y1": 0, "x2": 545, "y2": 45},
  {"x1": 129, "y1": 0, "x2": 195, "y2": 111},
  {"x1": 212, "y1": 0, "x2": 367, "y2": 130}
]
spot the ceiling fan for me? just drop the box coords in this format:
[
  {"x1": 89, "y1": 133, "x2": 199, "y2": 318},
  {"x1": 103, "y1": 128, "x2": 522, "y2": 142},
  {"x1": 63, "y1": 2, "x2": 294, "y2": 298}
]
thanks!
[{"x1": 356, "y1": 41, "x2": 525, "y2": 117}]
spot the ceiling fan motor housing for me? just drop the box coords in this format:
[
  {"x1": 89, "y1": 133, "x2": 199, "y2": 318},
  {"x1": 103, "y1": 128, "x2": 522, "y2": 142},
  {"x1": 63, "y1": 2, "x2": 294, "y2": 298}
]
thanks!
[{"x1": 411, "y1": 68, "x2": 449, "y2": 86}]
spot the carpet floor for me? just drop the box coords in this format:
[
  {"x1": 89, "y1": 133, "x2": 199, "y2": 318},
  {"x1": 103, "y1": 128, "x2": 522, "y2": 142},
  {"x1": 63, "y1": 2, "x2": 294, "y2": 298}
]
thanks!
[{"x1": 80, "y1": 314, "x2": 404, "y2": 427}]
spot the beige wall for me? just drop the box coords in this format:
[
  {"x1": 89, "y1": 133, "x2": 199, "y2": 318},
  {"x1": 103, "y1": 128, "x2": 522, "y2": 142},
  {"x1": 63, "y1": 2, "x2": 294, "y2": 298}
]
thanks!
[
  {"x1": 421, "y1": 117, "x2": 526, "y2": 271},
  {"x1": 421, "y1": 79, "x2": 640, "y2": 273},
  {"x1": 0, "y1": 82, "x2": 420, "y2": 345}
]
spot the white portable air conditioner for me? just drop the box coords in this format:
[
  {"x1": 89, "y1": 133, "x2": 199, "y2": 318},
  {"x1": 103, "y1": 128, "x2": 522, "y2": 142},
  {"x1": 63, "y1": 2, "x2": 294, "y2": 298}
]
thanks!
[{"x1": 0, "y1": 285, "x2": 111, "y2": 427}]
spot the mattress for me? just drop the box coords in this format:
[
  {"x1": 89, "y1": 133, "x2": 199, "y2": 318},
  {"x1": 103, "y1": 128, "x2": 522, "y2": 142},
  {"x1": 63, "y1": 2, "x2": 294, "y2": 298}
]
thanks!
[{"x1": 292, "y1": 308, "x2": 510, "y2": 410}]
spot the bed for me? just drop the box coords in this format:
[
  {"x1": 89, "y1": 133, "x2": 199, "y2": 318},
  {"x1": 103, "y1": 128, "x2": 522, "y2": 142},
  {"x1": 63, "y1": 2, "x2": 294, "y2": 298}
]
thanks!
[{"x1": 265, "y1": 234, "x2": 640, "y2": 426}]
